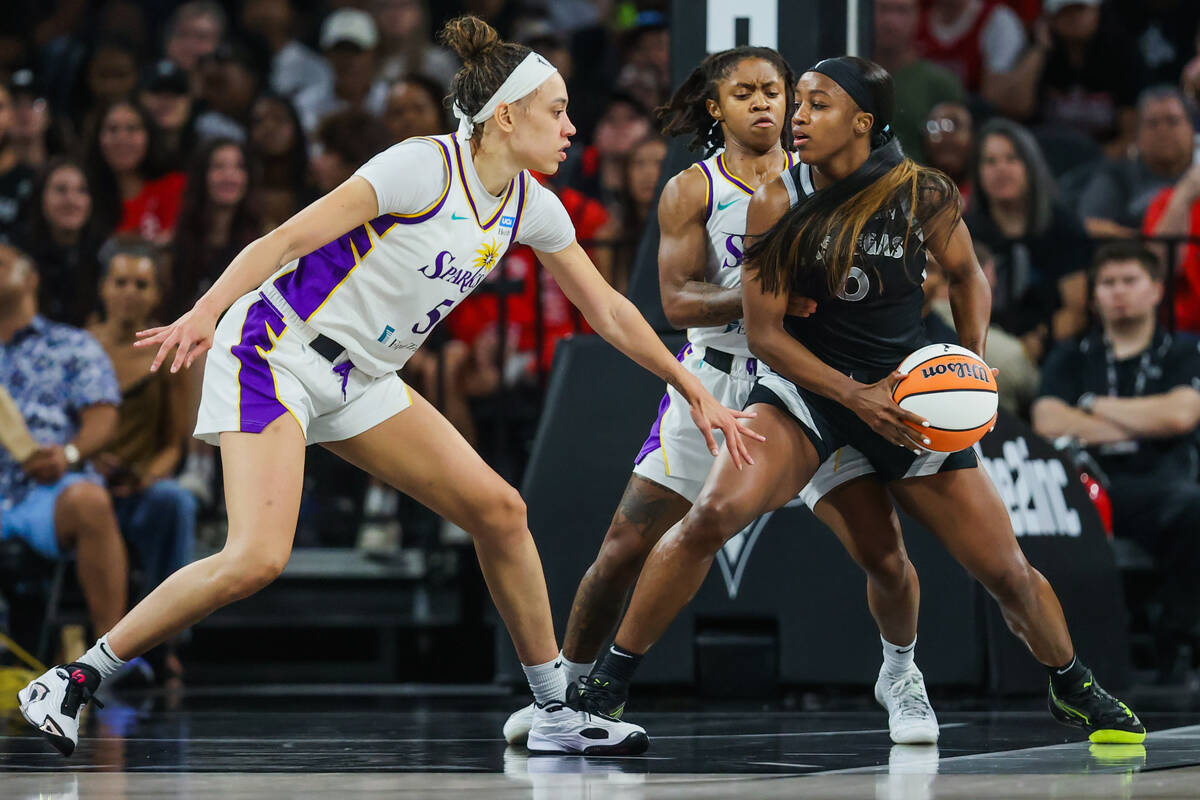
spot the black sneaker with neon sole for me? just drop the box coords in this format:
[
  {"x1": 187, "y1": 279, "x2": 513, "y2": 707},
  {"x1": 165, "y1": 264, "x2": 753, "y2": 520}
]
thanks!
[
  {"x1": 1048, "y1": 672, "x2": 1146, "y2": 744},
  {"x1": 567, "y1": 674, "x2": 629, "y2": 720}
]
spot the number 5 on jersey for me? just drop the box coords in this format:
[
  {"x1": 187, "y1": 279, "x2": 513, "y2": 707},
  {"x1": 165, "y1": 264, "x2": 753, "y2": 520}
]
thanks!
[{"x1": 413, "y1": 299, "x2": 455, "y2": 335}]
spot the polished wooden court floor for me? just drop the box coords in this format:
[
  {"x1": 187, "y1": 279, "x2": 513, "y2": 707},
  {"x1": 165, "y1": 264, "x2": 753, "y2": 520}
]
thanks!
[{"x1": 3, "y1": 687, "x2": 1198, "y2": 799}]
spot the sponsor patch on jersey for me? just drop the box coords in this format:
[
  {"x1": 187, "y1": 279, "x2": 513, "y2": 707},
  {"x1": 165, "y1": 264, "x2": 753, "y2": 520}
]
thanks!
[{"x1": 499, "y1": 215, "x2": 516, "y2": 231}]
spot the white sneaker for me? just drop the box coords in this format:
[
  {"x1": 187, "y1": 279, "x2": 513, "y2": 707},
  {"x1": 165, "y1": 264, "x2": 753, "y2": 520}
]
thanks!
[
  {"x1": 526, "y1": 700, "x2": 648, "y2": 755},
  {"x1": 17, "y1": 663, "x2": 104, "y2": 756},
  {"x1": 874, "y1": 665, "x2": 939, "y2": 744},
  {"x1": 503, "y1": 702, "x2": 535, "y2": 745}
]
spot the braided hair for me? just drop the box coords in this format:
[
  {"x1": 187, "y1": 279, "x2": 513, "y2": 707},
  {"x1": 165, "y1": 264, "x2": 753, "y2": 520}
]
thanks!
[{"x1": 656, "y1": 46, "x2": 796, "y2": 156}]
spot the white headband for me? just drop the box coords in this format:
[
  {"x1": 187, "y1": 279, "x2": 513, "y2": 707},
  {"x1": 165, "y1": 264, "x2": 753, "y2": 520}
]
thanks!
[{"x1": 453, "y1": 51, "x2": 559, "y2": 139}]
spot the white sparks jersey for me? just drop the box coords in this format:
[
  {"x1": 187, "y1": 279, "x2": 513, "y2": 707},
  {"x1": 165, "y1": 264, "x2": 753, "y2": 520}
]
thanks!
[
  {"x1": 686, "y1": 147, "x2": 796, "y2": 358},
  {"x1": 258, "y1": 133, "x2": 576, "y2": 377}
]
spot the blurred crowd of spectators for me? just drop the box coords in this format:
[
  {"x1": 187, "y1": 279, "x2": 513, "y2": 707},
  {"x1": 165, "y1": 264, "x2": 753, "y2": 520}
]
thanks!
[{"x1": 1, "y1": 0, "x2": 1199, "y2": 681}]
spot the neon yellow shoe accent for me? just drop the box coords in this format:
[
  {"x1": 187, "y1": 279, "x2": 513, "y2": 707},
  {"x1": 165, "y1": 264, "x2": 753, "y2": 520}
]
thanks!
[
  {"x1": 1083, "y1": 680, "x2": 1092, "y2": 689},
  {"x1": 1089, "y1": 729, "x2": 1147, "y2": 745},
  {"x1": 1050, "y1": 686, "x2": 1091, "y2": 725}
]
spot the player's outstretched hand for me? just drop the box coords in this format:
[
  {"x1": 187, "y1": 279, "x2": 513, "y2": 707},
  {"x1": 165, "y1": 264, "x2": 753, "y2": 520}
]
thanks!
[
  {"x1": 135, "y1": 305, "x2": 220, "y2": 374},
  {"x1": 687, "y1": 391, "x2": 765, "y2": 470},
  {"x1": 849, "y1": 370, "x2": 931, "y2": 455}
]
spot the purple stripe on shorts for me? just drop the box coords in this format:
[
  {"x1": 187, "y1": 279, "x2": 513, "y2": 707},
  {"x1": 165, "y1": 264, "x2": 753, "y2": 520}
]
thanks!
[
  {"x1": 633, "y1": 344, "x2": 692, "y2": 466},
  {"x1": 233, "y1": 299, "x2": 289, "y2": 433}
]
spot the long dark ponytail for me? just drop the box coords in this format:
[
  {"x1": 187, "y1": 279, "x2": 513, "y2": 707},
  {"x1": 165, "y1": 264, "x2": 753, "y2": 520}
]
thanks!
[
  {"x1": 656, "y1": 46, "x2": 795, "y2": 156},
  {"x1": 744, "y1": 57, "x2": 960, "y2": 296}
]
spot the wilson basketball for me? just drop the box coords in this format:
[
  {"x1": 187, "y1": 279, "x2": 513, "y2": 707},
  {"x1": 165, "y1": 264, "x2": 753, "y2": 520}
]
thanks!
[{"x1": 892, "y1": 344, "x2": 998, "y2": 452}]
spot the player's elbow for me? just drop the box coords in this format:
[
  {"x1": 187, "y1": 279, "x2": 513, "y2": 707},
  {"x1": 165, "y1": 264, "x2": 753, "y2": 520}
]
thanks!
[
  {"x1": 744, "y1": 322, "x2": 777, "y2": 363},
  {"x1": 661, "y1": 297, "x2": 690, "y2": 330}
]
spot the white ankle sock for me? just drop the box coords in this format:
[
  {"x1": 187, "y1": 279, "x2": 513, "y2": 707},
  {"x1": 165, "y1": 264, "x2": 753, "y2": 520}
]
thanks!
[
  {"x1": 881, "y1": 634, "x2": 916, "y2": 677},
  {"x1": 76, "y1": 635, "x2": 126, "y2": 681},
  {"x1": 523, "y1": 657, "x2": 568, "y2": 705},
  {"x1": 559, "y1": 651, "x2": 595, "y2": 688}
]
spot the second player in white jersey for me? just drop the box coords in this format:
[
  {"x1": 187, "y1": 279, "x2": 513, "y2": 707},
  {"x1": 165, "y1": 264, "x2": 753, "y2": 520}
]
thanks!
[{"x1": 19, "y1": 16, "x2": 760, "y2": 760}]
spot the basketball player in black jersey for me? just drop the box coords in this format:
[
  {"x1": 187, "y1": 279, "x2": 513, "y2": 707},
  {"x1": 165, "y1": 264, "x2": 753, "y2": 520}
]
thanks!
[{"x1": 575, "y1": 57, "x2": 1144, "y2": 746}]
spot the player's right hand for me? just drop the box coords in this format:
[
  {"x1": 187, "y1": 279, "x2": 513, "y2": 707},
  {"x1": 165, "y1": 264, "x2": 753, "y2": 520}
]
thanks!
[
  {"x1": 850, "y1": 370, "x2": 931, "y2": 454},
  {"x1": 135, "y1": 305, "x2": 219, "y2": 373},
  {"x1": 786, "y1": 295, "x2": 817, "y2": 317}
]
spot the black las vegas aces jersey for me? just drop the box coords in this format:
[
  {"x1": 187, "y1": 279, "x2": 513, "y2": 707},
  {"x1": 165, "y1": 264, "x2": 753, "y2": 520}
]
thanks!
[{"x1": 777, "y1": 161, "x2": 930, "y2": 384}]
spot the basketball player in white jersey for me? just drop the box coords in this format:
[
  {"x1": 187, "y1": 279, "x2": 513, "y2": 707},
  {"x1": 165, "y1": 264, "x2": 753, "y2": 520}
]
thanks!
[
  {"x1": 17, "y1": 17, "x2": 759, "y2": 758},
  {"x1": 504, "y1": 47, "x2": 939, "y2": 747}
]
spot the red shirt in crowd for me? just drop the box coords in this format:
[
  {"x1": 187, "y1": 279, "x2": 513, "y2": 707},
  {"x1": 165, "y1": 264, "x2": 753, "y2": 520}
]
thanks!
[
  {"x1": 1142, "y1": 187, "x2": 1200, "y2": 333},
  {"x1": 116, "y1": 172, "x2": 186, "y2": 241},
  {"x1": 917, "y1": 0, "x2": 1008, "y2": 93}
]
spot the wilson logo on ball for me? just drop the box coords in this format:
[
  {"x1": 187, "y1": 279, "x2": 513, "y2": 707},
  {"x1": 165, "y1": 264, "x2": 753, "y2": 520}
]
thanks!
[{"x1": 893, "y1": 344, "x2": 998, "y2": 453}]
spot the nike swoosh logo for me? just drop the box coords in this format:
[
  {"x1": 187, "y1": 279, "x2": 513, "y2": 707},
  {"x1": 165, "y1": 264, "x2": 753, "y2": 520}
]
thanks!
[
  {"x1": 896, "y1": 646, "x2": 914, "y2": 654},
  {"x1": 609, "y1": 645, "x2": 633, "y2": 658},
  {"x1": 100, "y1": 641, "x2": 119, "y2": 663},
  {"x1": 716, "y1": 199, "x2": 740, "y2": 211},
  {"x1": 553, "y1": 661, "x2": 562, "y2": 669},
  {"x1": 451, "y1": 212, "x2": 469, "y2": 221}
]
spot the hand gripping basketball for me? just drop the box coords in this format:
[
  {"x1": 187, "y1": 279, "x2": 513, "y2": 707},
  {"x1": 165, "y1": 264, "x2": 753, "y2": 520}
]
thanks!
[{"x1": 891, "y1": 344, "x2": 999, "y2": 452}]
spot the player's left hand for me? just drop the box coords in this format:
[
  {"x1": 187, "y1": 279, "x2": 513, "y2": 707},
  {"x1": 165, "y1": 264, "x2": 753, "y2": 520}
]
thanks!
[{"x1": 686, "y1": 390, "x2": 765, "y2": 470}]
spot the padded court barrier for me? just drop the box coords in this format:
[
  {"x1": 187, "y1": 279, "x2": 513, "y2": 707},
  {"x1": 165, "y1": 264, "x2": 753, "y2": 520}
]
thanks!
[{"x1": 499, "y1": 336, "x2": 1132, "y2": 691}]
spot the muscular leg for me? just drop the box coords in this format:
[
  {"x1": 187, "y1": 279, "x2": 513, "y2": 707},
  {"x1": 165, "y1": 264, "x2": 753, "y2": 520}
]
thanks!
[
  {"x1": 561, "y1": 475, "x2": 692, "y2": 664},
  {"x1": 323, "y1": 390, "x2": 556, "y2": 667},
  {"x1": 614, "y1": 405, "x2": 820, "y2": 654},
  {"x1": 104, "y1": 414, "x2": 307, "y2": 659},
  {"x1": 54, "y1": 482, "x2": 129, "y2": 635},
  {"x1": 814, "y1": 476, "x2": 919, "y2": 647},
  {"x1": 889, "y1": 467, "x2": 1073, "y2": 667}
]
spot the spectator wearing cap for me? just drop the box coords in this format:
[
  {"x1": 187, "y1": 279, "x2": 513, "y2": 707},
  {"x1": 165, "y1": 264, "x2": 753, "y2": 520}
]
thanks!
[
  {"x1": 872, "y1": 0, "x2": 965, "y2": 164},
  {"x1": 241, "y1": 0, "x2": 334, "y2": 101},
  {"x1": 1081, "y1": 86, "x2": 1196, "y2": 240},
  {"x1": 18, "y1": 158, "x2": 105, "y2": 327},
  {"x1": 140, "y1": 60, "x2": 198, "y2": 170},
  {"x1": 383, "y1": 74, "x2": 450, "y2": 143},
  {"x1": 916, "y1": 0, "x2": 1028, "y2": 115},
  {"x1": 1004, "y1": 0, "x2": 1139, "y2": 156},
  {"x1": 164, "y1": 1, "x2": 226, "y2": 89},
  {"x1": 374, "y1": 0, "x2": 459, "y2": 90},
  {"x1": 194, "y1": 42, "x2": 266, "y2": 143},
  {"x1": 0, "y1": 82, "x2": 36, "y2": 241},
  {"x1": 86, "y1": 99, "x2": 185, "y2": 244},
  {"x1": 295, "y1": 9, "x2": 390, "y2": 135},
  {"x1": 7, "y1": 70, "x2": 64, "y2": 172}
]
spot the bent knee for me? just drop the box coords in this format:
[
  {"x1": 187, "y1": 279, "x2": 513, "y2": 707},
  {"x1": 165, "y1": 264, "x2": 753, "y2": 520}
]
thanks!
[
  {"x1": 470, "y1": 486, "x2": 528, "y2": 538},
  {"x1": 861, "y1": 548, "x2": 910, "y2": 585},
  {"x1": 980, "y1": 559, "x2": 1038, "y2": 603},
  {"x1": 214, "y1": 549, "x2": 289, "y2": 600},
  {"x1": 56, "y1": 481, "x2": 116, "y2": 526},
  {"x1": 681, "y1": 496, "x2": 744, "y2": 551},
  {"x1": 593, "y1": 526, "x2": 655, "y2": 579}
]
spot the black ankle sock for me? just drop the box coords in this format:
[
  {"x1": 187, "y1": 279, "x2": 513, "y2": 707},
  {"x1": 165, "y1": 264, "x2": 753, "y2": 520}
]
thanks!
[
  {"x1": 597, "y1": 643, "x2": 643, "y2": 685},
  {"x1": 1047, "y1": 654, "x2": 1089, "y2": 694}
]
